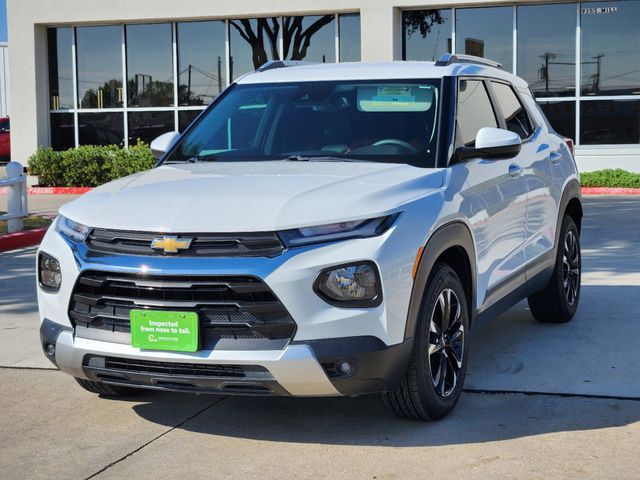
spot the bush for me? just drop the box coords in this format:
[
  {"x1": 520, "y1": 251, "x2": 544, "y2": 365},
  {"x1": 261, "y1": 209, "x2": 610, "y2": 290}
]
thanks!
[
  {"x1": 580, "y1": 169, "x2": 640, "y2": 189},
  {"x1": 28, "y1": 141, "x2": 156, "y2": 187}
]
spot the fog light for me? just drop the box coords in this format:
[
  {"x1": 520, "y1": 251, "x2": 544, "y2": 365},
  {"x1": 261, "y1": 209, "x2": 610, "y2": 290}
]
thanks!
[
  {"x1": 38, "y1": 252, "x2": 62, "y2": 291},
  {"x1": 314, "y1": 262, "x2": 381, "y2": 307},
  {"x1": 337, "y1": 361, "x2": 353, "y2": 376},
  {"x1": 45, "y1": 343, "x2": 56, "y2": 357}
]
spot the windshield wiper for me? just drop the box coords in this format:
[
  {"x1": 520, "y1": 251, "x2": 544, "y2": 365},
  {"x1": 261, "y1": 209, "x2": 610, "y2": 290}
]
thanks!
[{"x1": 284, "y1": 155, "x2": 372, "y2": 163}]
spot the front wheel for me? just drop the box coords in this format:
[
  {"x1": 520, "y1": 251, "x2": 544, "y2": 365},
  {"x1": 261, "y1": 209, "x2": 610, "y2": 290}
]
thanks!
[
  {"x1": 381, "y1": 263, "x2": 470, "y2": 421},
  {"x1": 528, "y1": 215, "x2": 581, "y2": 323}
]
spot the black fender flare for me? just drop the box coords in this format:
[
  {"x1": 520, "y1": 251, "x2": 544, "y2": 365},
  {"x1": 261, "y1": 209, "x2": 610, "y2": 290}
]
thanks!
[
  {"x1": 555, "y1": 179, "x2": 583, "y2": 248},
  {"x1": 403, "y1": 221, "x2": 477, "y2": 341}
]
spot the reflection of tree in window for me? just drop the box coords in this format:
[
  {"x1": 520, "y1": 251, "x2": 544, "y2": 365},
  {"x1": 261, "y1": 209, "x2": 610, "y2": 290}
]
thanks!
[
  {"x1": 80, "y1": 79, "x2": 123, "y2": 109},
  {"x1": 230, "y1": 18, "x2": 281, "y2": 73},
  {"x1": 403, "y1": 10, "x2": 448, "y2": 61},
  {"x1": 282, "y1": 16, "x2": 335, "y2": 62}
]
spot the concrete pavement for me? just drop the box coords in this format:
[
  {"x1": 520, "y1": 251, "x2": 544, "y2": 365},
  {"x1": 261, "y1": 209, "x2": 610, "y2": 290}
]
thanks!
[{"x1": 0, "y1": 196, "x2": 639, "y2": 479}]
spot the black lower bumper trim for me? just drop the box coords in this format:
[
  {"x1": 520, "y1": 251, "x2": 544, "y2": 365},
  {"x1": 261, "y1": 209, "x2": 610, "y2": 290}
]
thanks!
[
  {"x1": 81, "y1": 355, "x2": 290, "y2": 396},
  {"x1": 40, "y1": 318, "x2": 73, "y2": 367},
  {"x1": 297, "y1": 336, "x2": 414, "y2": 396}
]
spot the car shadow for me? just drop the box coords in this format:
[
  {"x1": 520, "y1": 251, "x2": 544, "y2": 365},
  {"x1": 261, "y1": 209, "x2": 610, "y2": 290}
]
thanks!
[{"x1": 129, "y1": 284, "x2": 640, "y2": 447}]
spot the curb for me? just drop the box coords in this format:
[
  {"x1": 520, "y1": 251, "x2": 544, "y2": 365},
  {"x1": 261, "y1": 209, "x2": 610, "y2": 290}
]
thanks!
[
  {"x1": 581, "y1": 187, "x2": 640, "y2": 195},
  {"x1": 0, "y1": 227, "x2": 48, "y2": 252},
  {"x1": 0, "y1": 186, "x2": 93, "y2": 195}
]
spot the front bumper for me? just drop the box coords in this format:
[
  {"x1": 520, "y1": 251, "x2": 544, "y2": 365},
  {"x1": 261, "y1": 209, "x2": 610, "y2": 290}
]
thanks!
[{"x1": 41, "y1": 319, "x2": 413, "y2": 396}]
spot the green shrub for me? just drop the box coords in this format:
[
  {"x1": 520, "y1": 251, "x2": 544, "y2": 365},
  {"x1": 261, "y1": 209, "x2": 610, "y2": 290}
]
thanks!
[
  {"x1": 580, "y1": 169, "x2": 640, "y2": 188},
  {"x1": 28, "y1": 140, "x2": 156, "y2": 187}
]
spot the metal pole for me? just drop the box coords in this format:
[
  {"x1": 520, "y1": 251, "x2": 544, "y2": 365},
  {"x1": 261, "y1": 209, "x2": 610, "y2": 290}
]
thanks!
[{"x1": 6, "y1": 162, "x2": 25, "y2": 233}]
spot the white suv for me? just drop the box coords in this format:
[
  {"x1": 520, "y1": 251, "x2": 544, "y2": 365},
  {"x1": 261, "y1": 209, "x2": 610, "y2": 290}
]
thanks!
[{"x1": 37, "y1": 54, "x2": 582, "y2": 420}]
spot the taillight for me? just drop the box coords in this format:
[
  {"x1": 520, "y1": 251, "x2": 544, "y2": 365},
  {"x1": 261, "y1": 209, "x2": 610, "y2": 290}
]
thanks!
[{"x1": 563, "y1": 137, "x2": 575, "y2": 156}]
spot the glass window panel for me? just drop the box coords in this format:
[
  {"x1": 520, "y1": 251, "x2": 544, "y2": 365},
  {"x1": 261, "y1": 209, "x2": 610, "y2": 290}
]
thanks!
[
  {"x1": 283, "y1": 15, "x2": 335, "y2": 63},
  {"x1": 403, "y1": 9, "x2": 452, "y2": 61},
  {"x1": 517, "y1": 4, "x2": 576, "y2": 97},
  {"x1": 76, "y1": 26, "x2": 123, "y2": 109},
  {"x1": 78, "y1": 112, "x2": 124, "y2": 146},
  {"x1": 456, "y1": 80, "x2": 498, "y2": 146},
  {"x1": 491, "y1": 81, "x2": 532, "y2": 139},
  {"x1": 177, "y1": 21, "x2": 226, "y2": 106},
  {"x1": 50, "y1": 113, "x2": 75, "y2": 150},
  {"x1": 580, "y1": 100, "x2": 640, "y2": 144},
  {"x1": 128, "y1": 111, "x2": 175, "y2": 145},
  {"x1": 455, "y1": 7, "x2": 513, "y2": 72},
  {"x1": 178, "y1": 110, "x2": 204, "y2": 132},
  {"x1": 47, "y1": 28, "x2": 74, "y2": 110},
  {"x1": 229, "y1": 18, "x2": 280, "y2": 81},
  {"x1": 339, "y1": 14, "x2": 361, "y2": 62},
  {"x1": 581, "y1": 1, "x2": 640, "y2": 96},
  {"x1": 539, "y1": 101, "x2": 576, "y2": 140},
  {"x1": 127, "y1": 23, "x2": 174, "y2": 107},
  {"x1": 540, "y1": 102, "x2": 576, "y2": 139}
]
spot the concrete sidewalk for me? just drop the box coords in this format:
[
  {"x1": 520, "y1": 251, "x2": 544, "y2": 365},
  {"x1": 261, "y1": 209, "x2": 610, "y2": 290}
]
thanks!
[{"x1": 0, "y1": 196, "x2": 639, "y2": 479}]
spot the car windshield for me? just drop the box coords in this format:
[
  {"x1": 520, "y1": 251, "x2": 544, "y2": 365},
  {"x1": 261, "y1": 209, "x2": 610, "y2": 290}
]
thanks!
[{"x1": 164, "y1": 79, "x2": 441, "y2": 167}]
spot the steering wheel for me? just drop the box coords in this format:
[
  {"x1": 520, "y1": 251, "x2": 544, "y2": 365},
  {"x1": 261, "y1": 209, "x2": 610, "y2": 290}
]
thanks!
[{"x1": 372, "y1": 138, "x2": 418, "y2": 154}]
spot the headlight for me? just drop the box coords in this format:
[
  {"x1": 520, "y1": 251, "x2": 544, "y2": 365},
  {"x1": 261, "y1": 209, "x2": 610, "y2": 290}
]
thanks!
[
  {"x1": 314, "y1": 261, "x2": 382, "y2": 307},
  {"x1": 38, "y1": 252, "x2": 62, "y2": 291},
  {"x1": 55, "y1": 215, "x2": 91, "y2": 242},
  {"x1": 279, "y1": 214, "x2": 398, "y2": 247}
]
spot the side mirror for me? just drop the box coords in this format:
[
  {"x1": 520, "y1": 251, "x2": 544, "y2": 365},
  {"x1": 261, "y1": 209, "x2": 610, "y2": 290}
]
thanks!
[
  {"x1": 150, "y1": 131, "x2": 180, "y2": 160},
  {"x1": 456, "y1": 127, "x2": 522, "y2": 161}
]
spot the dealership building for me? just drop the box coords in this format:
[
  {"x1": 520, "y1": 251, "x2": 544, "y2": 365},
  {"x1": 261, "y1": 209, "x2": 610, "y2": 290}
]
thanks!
[{"x1": 7, "y1": 0, "x2": 640, "y2": 171}]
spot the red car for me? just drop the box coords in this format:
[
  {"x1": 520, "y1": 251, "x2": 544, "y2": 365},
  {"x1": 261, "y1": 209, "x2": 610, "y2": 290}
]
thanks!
[{"x1": 0, "y1": 117, "x2": 10, "y2": 163}]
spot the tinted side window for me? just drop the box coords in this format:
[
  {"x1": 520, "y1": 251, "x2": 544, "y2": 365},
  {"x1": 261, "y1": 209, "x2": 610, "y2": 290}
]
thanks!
[
  {"x1": 457, "y1": 80, "x2": 498, "y2": 147},
  {"x1": 491, "y1": 82, "x2": 533, "y2": 139}
]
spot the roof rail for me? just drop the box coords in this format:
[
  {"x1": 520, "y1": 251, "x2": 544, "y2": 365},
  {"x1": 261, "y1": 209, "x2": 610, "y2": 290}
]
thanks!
[
  {"x1": 435, "y1": 53, "x2": 502, "y2": 69},
  {"x1": 256, "y1": 60, "x2": 316, "y2": 72}
]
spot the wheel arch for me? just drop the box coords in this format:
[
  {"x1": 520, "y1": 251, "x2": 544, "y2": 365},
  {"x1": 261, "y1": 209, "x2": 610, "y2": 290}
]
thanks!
[
  {"x1": 558, "y1": 179, "x2": 583, "y2": 242},
  {"x1": 403, "y1": 221, "x2": 477, "y2": 341}
]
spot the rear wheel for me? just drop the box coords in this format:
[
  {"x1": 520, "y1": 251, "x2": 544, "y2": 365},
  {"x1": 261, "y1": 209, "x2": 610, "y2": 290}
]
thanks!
[
  {"x1": 75, "y1": 378, "x2": 140, "y2": 397},
  {"x1": 528, "y1": 215, "x2": 581, "y2": 323},
  {"x1": 382, "y1": 263, "x2": 470, "y2": 421}
]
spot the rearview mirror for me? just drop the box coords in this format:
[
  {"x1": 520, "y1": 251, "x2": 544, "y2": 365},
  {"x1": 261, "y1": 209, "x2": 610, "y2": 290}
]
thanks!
[
  {"x1": 150, "y1": 131, "x2": 180, "y2": 160},
  {"x1": 456, "y1": 127, "x2": 521, "y2": 161}
]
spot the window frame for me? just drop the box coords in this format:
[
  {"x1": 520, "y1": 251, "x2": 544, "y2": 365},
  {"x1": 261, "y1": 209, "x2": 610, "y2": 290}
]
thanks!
[
  {"x1": 453, "y1": 76, "x2": 501, "y2": 151},
  {"x1": 486, "y1": 79, "x2": 536, "y2": 143}
]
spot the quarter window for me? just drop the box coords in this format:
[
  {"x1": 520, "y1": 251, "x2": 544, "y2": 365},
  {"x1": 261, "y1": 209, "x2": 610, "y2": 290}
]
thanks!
[
  {"x1": 491, "y1": 82, "x2": 533, "y2": 139},
  {"x1": 456, "y1": 80, "x2": 498, "y2": 147}
]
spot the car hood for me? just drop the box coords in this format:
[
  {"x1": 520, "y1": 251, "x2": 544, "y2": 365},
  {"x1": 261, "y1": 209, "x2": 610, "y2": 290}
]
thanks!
[{"x1": 59, "y1": 161, "x2": 444, "y2": 232}]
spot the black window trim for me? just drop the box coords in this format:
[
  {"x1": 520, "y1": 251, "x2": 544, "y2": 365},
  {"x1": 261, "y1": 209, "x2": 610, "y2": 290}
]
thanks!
[
  {"x1": 452, "y1": 76, "x2": 501, "y2": 152},
  {"x1": 486, "y1": 78, "x2": 537, "y2": 144}
]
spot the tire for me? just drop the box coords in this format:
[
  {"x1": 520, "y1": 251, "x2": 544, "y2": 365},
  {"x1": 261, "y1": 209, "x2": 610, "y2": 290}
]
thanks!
[
  {"x1": 75, "y1": 378, "x2": 140, "y2": 397},
  {"x1": 381, "y1": 263, "x2": 470, "y2": 421},
  {"x1": 528, "y1": 215, "x2": 581, "y2": 324}
]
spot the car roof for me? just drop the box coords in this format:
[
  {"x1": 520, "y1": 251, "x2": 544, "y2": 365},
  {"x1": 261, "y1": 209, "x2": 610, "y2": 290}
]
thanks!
[{"x1": 237, "y1": 61, "x2": 528, "y2": 89}]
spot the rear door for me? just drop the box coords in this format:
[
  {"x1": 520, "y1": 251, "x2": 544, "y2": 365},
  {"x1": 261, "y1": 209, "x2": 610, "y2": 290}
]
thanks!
[
  {"x1": 489, "y1": 81, "x2": 559, "y2": 279},
  {"x1": 454, "y1": 79, "x2": 528, "y2": 311}
]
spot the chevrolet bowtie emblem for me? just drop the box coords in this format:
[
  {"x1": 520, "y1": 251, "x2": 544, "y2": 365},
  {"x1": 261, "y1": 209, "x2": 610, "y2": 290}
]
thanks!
[{"x1": 150, "y1": 236, "x2": 193, "y2": 254}]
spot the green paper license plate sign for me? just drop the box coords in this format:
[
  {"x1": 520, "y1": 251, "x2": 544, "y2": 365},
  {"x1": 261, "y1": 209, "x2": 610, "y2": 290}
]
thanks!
[{"x1": 130, "y1": 310, "x2": 199, "y2": 352}]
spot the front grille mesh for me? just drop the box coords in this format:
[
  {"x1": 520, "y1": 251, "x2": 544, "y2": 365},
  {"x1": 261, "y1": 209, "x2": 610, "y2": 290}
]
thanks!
[
  {"x1": 86, "y1": 229, "x2": 285, "y2": 257},
  {"x1": 88, "y1": 356, "x2": 247, "y2": 378},
  {"x1": 69, "y1": 271, "x2": 296, "y2": 349}
]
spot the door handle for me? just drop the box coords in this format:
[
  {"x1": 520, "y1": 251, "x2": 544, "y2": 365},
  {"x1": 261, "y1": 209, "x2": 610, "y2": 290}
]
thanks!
[
  {"x1": 508, "y1": 163, "x2": 523, "y2": 177},
  {"x1": 549, "y1": 151, "x2": 562, "y2": 165}
]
